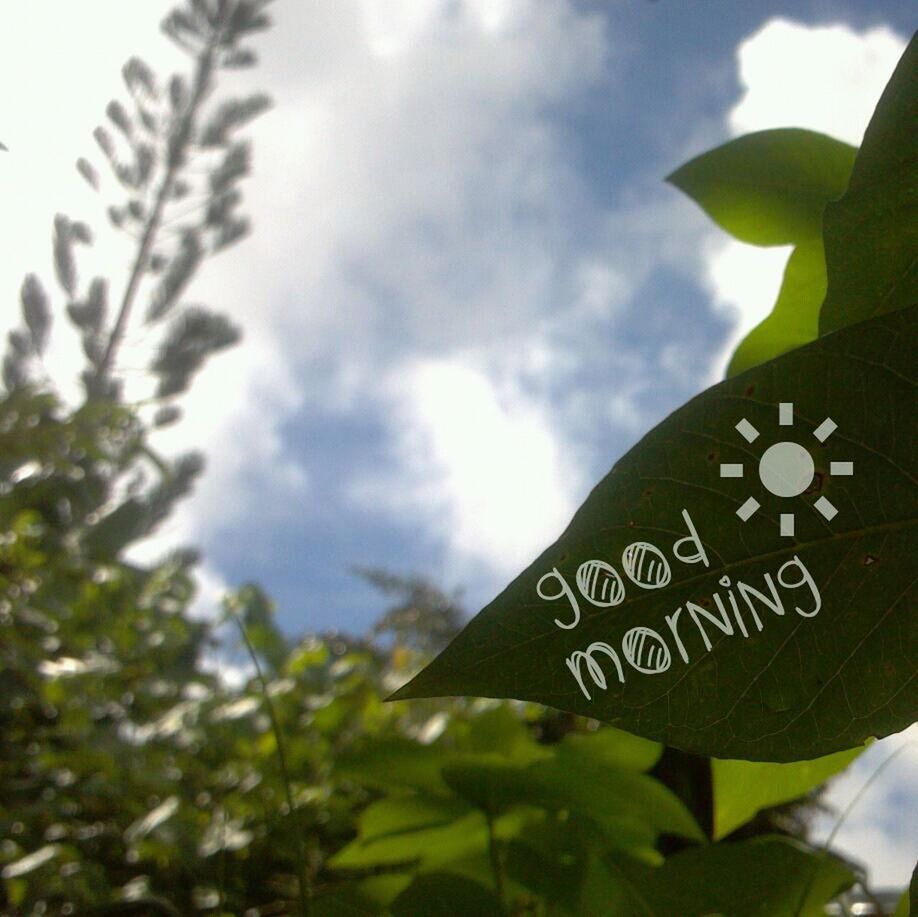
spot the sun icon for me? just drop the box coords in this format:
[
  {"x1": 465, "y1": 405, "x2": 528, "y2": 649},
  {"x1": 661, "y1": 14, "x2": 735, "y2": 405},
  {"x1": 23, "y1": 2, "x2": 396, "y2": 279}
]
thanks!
[{"x1": 719, "y1": 402, "x2": 854, "y2": 537}]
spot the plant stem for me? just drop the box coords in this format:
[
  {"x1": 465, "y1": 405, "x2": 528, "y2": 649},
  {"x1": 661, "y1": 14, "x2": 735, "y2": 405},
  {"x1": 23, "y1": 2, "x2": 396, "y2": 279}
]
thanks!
[
  {"x1": 794, "y1": 743, "x2": 909, "y2": 917},
  {"x1": 93, "y1": 11, "x2": 225, "y2": 390},
  {"x1": 231, "y1": 610, "x2": 311, "y2": 916},
  {"x1": 486, "y1": 812, "x2": 505, "y2": 904}
]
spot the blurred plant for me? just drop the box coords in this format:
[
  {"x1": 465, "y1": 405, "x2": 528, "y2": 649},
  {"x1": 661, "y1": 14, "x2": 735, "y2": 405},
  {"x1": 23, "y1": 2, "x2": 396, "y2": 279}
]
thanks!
[
  {"x1": 2, "y1": 0, "x2": 273, "y2": 406},
  {"x1": 356, "y1": 567, "x2": 465, "y2": 656}
]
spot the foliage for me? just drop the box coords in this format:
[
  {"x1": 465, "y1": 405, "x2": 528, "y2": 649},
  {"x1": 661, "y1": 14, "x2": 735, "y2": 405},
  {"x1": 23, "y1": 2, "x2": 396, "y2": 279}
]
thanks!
[
  {"x1": 391, "y1": 303, "x2": 916, "y2": 760},
  {"x1": 399, "y1": 38, "x2": 917, "y2": 764},
  {"x1": 2, "y1": 5, "x2": 913, "y2": 916},
  {"x1": 819, "y1": 33, "x2": 917, "y2": 335}
]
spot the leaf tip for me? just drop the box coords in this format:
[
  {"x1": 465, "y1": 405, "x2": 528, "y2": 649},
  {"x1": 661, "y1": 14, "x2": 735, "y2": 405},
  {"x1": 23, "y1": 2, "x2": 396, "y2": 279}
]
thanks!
[{"x1": 384, "y1": 673, "x2": 429, "y2": 703}]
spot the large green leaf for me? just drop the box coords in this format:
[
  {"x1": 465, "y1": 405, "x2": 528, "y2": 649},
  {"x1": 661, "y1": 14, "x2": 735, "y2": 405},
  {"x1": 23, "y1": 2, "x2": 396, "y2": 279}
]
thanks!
[
  {"x1": 819, "y1": 34, "x2": 917, "y2": 335},
  {"x1": 441, "y1": 755, "x2": 704, "y2": 843},
  {"x1": 726, "y1": 240, "x2": 826, "y2": 377},
  {"x1": 667, "y1": 129, "x2": 856, "y2": 246},
  {"x1": 390, "y1": 305, "x2": 918, "y2": 761},
  {"x1": 641, "y1": 836, "x2": 855, "y2": 916},
  {"x1": 712, "y1": 744, "x2": 864, "y2": 839}
]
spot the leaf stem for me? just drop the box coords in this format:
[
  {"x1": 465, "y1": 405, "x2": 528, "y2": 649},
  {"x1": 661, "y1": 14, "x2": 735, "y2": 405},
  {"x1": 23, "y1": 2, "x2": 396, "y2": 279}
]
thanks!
[
  {"x1": 229, "y1": 609, "x2": 312, "y2": 916},
  {"x1": 794, "y1": 742, "x2": 911, "y2": 916}
]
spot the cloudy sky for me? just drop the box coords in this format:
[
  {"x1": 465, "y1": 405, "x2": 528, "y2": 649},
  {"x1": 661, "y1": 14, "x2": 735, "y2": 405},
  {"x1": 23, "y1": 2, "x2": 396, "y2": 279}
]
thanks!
[{"x1": 1, "y1": 0, "x2": 914, "y2": 891}]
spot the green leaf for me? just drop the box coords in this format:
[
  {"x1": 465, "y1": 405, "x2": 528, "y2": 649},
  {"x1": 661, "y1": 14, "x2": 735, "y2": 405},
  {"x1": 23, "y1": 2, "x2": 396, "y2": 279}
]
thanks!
[
  {"x1": 329, "y1": 809, "x2": 530, "y2": 870},
  {"x1": 667, "y1": 129, "x2": 856, "y2": 246},
  {"x1": 726, "y1": 240, "x2": 826, "y2": 376},
  {"x1": 461, "y1": 704, "x2": 549, "y2": 763},
  {"x1": 390, "y1": 305, "x2": 918, "y2": 761},
  {"x1": 819, "y1": 35, "x2": 917, "y2": 336},
  {"x1": 644, "y1": 836, "x2": 854, "y2": 916},
  {"x1": 358, "y1": 795, "x2": 472, "y2": 842},
  {"x1": 712, "y1": 744, "x2": 864, "y2": 839},
  {"x1": 335, "y1": 737, "x2": 450, "y2": 795},
  {"x1": 908, "y1": 858, "x2": 918, "y2": 916},
  {"x1": 580, "y1": 854, "x2": 656, "y2": 917},
  {"x1": 441, "y1": 755, "x2": 703, "y2": 843},
  {"x1": 558, "y1": 725, "x2": 662, "y2": 772},
  {"x1": 390, "y1": 873, "x2": 505, "y2": 917}
]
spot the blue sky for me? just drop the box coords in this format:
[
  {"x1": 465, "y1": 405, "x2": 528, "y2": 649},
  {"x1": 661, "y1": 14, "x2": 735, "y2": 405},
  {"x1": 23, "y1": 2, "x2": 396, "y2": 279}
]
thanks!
[{"x1": 1, "y1": 0, "x2": 914, "y2": 890}]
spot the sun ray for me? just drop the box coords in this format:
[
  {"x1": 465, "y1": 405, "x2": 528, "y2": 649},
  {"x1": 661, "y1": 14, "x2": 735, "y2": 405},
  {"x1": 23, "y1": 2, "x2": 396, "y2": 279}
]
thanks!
[
  {"x1": 813, "y1": 417, "x2": 837, "y2": 442},
  {"x1": 735, "y1": 418, "x2": 759, "y2": 443},
  {"x1": 719, "y1": 463, "x2": 743, "y2": 478},
  {"x1": 814, "y1": 496, "x2": 838, "y2": 520},
  {"x1": 737, "y1": 496, "x2": 759, "y2": 521}
]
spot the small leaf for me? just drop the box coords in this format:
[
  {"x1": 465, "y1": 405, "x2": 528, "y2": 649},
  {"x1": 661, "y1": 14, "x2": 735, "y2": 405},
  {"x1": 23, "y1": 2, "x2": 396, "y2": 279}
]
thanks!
[
  {"x1": 135, "y1": 143, "x2": 155, "y2": 187},
  {"x1": 210, "y1": 142, "x2": 250, "y2": 195},
  {"x1": 83, "y1": 499, "x2": 150, "y2": 559},
  {"x1": 2, "y1": 353, "x2": 26, "y2": 390},
  {"x1": 819, "y1": 34, "x2": 917, "y2": 335},
  {"x1": 223, "y1": 48, "x2": 257, "y2": 68},
  {"x1": 712, "y1": 744, "x2": 864, "y2": 839},
  {"x1": 93, "y1": 125, "x2": 115, "y2": 160},
  {"x1": 122, "y1": 56, "x2": 157, "y2": 97},
  {"x1": 199, "y1": 94, "x2": 271, "y2": 147},
  {"x1": 726, "y1": 240, "x2": 826, "y2": 376},
  {"x1": 213, "y1": 215, "x2": 250, "y2": 251},
  {"x1": 151, "y1": 307, "x2": 239, "y2": 397},
  {"x1": 76, "y1": 157, "x2": 99, "y2": 189},
  {"x1": 20, "y1": 274, "x2": 51, "y2": 354},
  {"x1": 146, "y1": 230, "x2": 203, "y2": 322},
  {"x1": 153, "y1": 405, "x2": 182, "y2": 427},
  {"x1": 205, "y1": 188, "x2": 241, "y2": 226},
  {"x1": 390, "y1": 305, "x2": 918, "y2": 761},
  {"x1": 53, "y1": 214, "x2": 77, "y2": 296},
  {"x1": 168, "y1": 74, "x2": 187, "y2": 112},
  {"x1": 69, "y1": 221, "x2": 92, "y2": 245},
  {"x1": 668, "y1": 129, "x2": 856, "y2": 246},
  {"x1": 106, "y1": 99, "x2": 132, "y2": 137}
]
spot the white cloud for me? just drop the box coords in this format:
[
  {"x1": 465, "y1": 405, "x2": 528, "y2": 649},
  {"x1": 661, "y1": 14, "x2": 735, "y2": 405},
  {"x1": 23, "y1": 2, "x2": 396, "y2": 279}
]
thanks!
[
  {"x1": 729, "y1": 19, "x2": 906, "y2": 144},
  {"x1": 813, "y1": 725, "x2": 918, "y2": 889},
  {"x1": 351, "y1": 353, "x2": 584, "y2": 581},
  {"x1": 703, "y1": 19, "x2": 907, "y2": 379},
  {"x1": 1, "y1": 0, "x2": 612, "y2": 604}
]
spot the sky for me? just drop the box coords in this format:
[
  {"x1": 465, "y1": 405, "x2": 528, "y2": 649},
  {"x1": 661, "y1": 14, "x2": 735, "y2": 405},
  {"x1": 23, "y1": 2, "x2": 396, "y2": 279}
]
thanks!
[{"x1": 1, "y1": 0, "x2": 915, "y2": 891}]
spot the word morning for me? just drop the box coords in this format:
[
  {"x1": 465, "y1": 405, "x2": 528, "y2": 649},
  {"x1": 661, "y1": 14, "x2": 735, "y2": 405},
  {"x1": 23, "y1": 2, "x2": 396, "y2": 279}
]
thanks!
[{"x1": 534, "y1": 510, "x2": 822, "y2": 701}]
